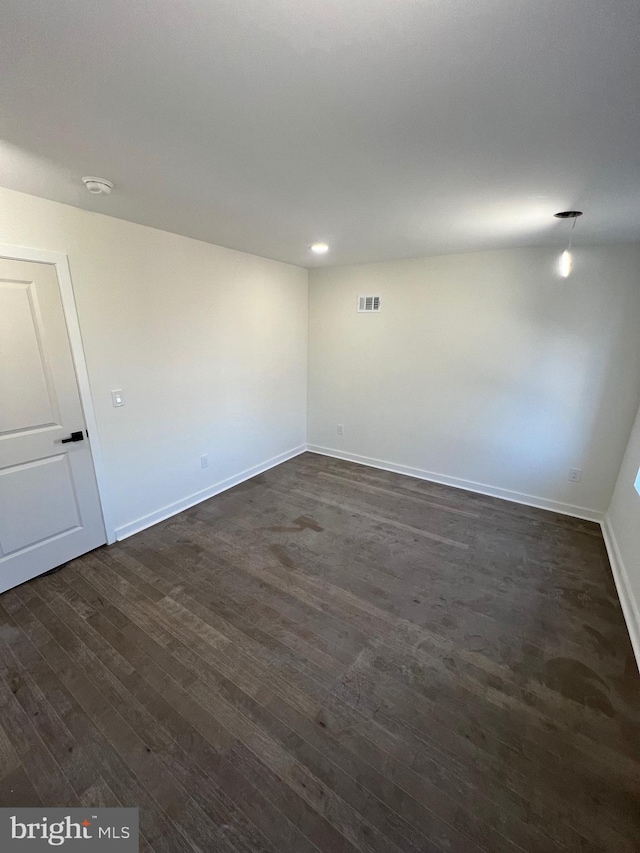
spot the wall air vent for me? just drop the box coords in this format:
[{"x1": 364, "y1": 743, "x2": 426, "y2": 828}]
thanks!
[{"x1": 357, "y1": 295, "x2": 381, "y2": 313}]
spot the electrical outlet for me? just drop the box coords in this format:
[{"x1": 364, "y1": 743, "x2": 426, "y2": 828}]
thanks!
[
  {"x1": 337, "y1": 424, "x2": 344, "y2": 435},
  {"x1": 201, "y1": 454, "x2": 209, "y2": 468},
  {"x1": 568, "y1": 468, "x2": 582, "y2": 482}
]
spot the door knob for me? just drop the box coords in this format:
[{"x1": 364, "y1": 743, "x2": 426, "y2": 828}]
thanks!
[{"x1": 61, "y1": 431, "x2": 84, "y2": 444}]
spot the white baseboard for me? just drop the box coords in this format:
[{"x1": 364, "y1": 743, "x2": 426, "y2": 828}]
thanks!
[
  {"x1": 115, "y1": 445, "x2": 306, "y2": 541},
  {"x1": 601, "y1": 516, "x2": 640, "y2": 673},
  {"x1": 305, "y1": 444, "x2": 604, "y2": 523}
]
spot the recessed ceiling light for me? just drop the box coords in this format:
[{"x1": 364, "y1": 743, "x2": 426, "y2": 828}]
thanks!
[
  {"x1": 311, "y1": 242, "x2": 329, "y2": 254},
  {"x1": 82, "y1": 176, "x2": 114, "y2": 195}
]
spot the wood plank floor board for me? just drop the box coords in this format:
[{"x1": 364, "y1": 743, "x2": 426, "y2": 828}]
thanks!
[
  {"x1": 0, "y1": 765, "x2": 43, "y2": 808},
  {"x1": 79, "y1": 548, "x2": 509, "y2": 850},
  {"x1": 0, "y1": 642, "x2": 97, "y2": 797},
  {"x1": 0, "y1": 590, "x2": 229, "y2": 853},
  {"x1": 213, "y1": 759, "x2": 327, "y2": 853},
  {"x1": 120, "y1": 532, "x2": 349, "y2": 680},
  {"x1": 222, "y1": 740, "x2": 361, "y2": 853},
  {"x1": 205, "y1": 521, "x2": 619, "y2": 682},
  {"x1": 181, "y1": 524, "x2": 604, "y2": 760},
  {"x1": 127, "y1": 529, "x2": 370, "y2": 665},
  {"x1": 0, "y1": 718, "x2": 20, "y2": 781},
  {"x1": 0, "y1": 671, "x2": 79, "y2": 807},
  {"x1": 178, "y1": 630, "x2": 473, "y2": 853},
  {"x1": 78, "y1": 774, "x2": 122, "y2": 808},
  {"x1": 266, "y1": 523, "x2": 623, "y2": 643},
  {"x1": 1, "y1": 453, "x2": 639, "y2": 852},
  {"x1": 218, "y1": 479, "x2": 621, "y2": 647},
  {"x1": 49, "y1": 563, "x2": 340, "y2": 853},
  {"x1": 187, "y1": 673, "x2": 401, "y2": 853},
  {"x1": 85, "y1": 540, "x2": 628, "y2": 851},
  {"x1": 185, "y1": 520, "x2": 636, "y2": 764},
  {"x1": 193, "y1": 658, "x2": 509, "y2": 853},
  {"x1": 130, "y1": 492, "x2": 640, "y2": 844},
  {"x1": 131, "y1": 536, "x2": 364, "y2": 669}
]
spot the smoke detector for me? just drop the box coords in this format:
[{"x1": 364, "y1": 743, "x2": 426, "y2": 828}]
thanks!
[{"x1": 82, "y1": 176, "x2": 114, "y2": 195}]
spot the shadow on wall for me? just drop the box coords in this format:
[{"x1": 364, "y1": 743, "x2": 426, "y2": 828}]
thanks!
[{"x1": 438, "y1": 249, "x2": 636, "y2": 500}]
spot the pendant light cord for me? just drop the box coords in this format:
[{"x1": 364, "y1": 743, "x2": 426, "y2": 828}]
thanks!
[{"x1": 567, "y1": 216, "x2": 577, "y2": 252}]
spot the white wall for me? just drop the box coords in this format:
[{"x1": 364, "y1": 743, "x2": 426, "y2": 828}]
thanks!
[
  {"x1": 2, "y1": 184, "x2": 638, "y2": 544},
  {"x1": 0, "y1": 187, "x2": 308, "y2": 538},
  {"x1": 308, "y1": 245, "x2": 640, "y2": 517},
  {"x1": 606, "y1": 401, "x2": 640, "y2": 661}
]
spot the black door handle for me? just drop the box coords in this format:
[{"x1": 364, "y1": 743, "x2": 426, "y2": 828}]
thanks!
[{"x1": 61, "y1": 431, "x2": 84, "y2": 444}]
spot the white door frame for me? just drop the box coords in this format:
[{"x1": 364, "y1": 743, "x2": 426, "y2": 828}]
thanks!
[{"x1": 0, "y1": 243, "x2": 115, "y2": 544}]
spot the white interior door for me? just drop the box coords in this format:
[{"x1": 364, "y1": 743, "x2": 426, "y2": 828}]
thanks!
[{"x1": 0, "y1": 257, "x2": 106, "y2": 593}]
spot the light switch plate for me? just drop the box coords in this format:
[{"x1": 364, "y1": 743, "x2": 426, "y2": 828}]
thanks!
[{"x1": 111, "y1": 389, "x2": 124, "y2": 407}]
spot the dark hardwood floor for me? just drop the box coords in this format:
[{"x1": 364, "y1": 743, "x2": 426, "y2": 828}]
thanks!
[{"x1": 1, "y1": 452, "x2": 639, "y2": 852}]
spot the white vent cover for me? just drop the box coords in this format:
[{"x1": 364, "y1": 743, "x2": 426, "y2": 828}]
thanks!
[{"x1": 357, "y1": 295, "x2": 381, "y2": 313}]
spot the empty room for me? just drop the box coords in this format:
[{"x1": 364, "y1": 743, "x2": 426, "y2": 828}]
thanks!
[{"x1": 1, "y1": 1, "x2": 640, "y2": 851}]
